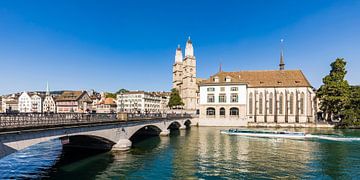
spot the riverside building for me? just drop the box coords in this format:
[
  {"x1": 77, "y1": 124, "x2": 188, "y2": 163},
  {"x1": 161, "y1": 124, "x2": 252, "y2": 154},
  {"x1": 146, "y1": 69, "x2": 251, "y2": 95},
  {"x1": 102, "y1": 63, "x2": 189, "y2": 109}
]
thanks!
[
  {"x1": 198, "y1": 49, "x2": 316, "y2": 126},
  {"x1": 116, "y1": 91, "x2": 162, "y2": 113}
]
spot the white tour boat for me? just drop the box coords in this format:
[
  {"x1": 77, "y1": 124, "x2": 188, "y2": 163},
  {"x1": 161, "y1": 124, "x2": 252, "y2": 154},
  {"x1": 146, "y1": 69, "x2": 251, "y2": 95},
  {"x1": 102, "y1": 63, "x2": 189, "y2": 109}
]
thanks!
[{"x1": 220, "y1": 129, "x2": 307, "y2": 139}]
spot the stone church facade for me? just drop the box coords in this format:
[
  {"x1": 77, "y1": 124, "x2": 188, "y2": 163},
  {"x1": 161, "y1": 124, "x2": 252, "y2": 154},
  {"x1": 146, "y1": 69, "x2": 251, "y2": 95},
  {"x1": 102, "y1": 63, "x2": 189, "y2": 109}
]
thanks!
[{"x1": 172, "y1": 37, "x2": 200, "y2": 111}]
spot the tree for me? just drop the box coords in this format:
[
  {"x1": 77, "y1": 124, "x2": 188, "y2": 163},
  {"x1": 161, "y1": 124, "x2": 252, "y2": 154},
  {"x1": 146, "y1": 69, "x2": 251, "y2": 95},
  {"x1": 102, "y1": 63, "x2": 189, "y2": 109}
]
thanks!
[
  {"x1": 339, "y1": 86, "x2": 360, "y2": 127},
  {"x1": 168, "y1": 88, "x2": 184, "y2": 109},
  {"x1": 116, "y1": 88, "x2": 129, "y2": 94},
  {"x1": 105, "y1": 92, "x2": 117, "y2": 99},
  {"x1": 317, "y1": 58, "x2": 350, "y2": 121}
]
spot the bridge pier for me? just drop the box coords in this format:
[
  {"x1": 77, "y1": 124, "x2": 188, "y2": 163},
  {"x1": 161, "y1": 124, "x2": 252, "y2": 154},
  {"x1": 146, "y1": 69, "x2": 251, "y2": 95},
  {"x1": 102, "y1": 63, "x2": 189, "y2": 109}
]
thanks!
[
  {"x1": 112, "y1": 139, "x2": 132, "y2": 151},
  {"x1": 159, "y1": 130, "x2": 170, "y2": 136}
]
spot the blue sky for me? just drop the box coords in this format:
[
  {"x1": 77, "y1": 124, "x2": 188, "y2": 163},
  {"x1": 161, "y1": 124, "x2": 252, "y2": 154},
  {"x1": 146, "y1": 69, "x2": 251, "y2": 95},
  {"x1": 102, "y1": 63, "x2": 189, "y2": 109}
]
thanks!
[{"x1": 0, "y1": 0, "x2": 359, "y2": 94}]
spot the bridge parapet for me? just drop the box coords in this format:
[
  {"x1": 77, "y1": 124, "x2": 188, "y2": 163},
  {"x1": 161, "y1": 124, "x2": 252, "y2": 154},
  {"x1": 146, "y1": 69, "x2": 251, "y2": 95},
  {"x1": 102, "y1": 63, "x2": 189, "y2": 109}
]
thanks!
[{"x1": 0, "y1": 113, "x2": 193, "y2": 132}]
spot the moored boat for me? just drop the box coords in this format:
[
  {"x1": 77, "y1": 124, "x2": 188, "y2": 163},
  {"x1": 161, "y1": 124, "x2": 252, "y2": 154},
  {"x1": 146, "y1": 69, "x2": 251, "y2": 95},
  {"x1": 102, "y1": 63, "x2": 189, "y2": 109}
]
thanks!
[{"x1": 220, "y1": 129, "x2": 306, "y2": 139}]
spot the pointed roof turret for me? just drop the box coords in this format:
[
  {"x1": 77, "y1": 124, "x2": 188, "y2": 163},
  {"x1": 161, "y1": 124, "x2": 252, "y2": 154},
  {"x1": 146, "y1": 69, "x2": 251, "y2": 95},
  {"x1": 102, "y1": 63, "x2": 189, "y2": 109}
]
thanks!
[
  {"x1": 175, "y1": 44, "x2": 183, "y2": 63},
  {"x1": 46, "y1": 82, "x2": 50, "y2": 96},
  {"x1": 279, "y1": 39, "x2": 285, "y2": 70},
  {"x1": 185, "y1": 36, "x2": 194, "y2": 57}
]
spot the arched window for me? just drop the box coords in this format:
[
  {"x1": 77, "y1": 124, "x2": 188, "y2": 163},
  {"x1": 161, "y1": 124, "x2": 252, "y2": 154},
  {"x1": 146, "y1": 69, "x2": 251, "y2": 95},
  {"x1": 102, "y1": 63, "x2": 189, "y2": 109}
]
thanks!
[
  {"x1": 279, "y1": 93, "x2": 284, "y2": 114},
  {"x1": 290, "y1": 92, "x2": 294, "y2": 114},
  {"x1": 249, "y1": 93, "x2": 253, "y2": 114},
  {"x1": 259, "y1": 93, "x2": 263, "y2": 114},
  {"x1": 300, "y1": 93, "x2": 305, "y2": 114},
  {"x1": 230, "y1": 107, "x2": 239, "y2": 116},
  {"x1": 206, "y1": 107, "x2": 215, "y2": 116},
  {"x1": 269, "y1": 93, "x2": 273, "y2": 114},
  {"x1": 220, "y1": 107, "x2": 225, "y2": 116}
]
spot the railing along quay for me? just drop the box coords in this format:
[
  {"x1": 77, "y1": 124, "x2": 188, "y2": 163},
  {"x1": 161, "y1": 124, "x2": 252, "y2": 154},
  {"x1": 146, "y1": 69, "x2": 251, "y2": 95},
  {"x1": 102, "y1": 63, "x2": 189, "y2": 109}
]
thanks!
[{"x1": 0, "y1": 113, "x2": 192, "y2": 132}]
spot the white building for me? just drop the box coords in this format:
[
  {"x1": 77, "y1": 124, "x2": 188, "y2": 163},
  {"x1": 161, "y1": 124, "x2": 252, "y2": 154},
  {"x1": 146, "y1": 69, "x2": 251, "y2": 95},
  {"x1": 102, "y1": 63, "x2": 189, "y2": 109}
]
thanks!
[
  {"x1": 31, "y1": 94, "x2": 43, "y2": 113},
  {"x1": 18, "y1": 92, "x2": 32, "y2": 113},
  {"x1": 117, "y1": 91, "x2": 161, "y2": 113},
  {"x1": 96, "y1": 97, "x2": 117, "y2": 113},
  {"x1": 198, "y1": 54, "x2": 316, "y2": 126},
  {"x1": 43, "y1": 95, "x2": 56, "y2": 113}
]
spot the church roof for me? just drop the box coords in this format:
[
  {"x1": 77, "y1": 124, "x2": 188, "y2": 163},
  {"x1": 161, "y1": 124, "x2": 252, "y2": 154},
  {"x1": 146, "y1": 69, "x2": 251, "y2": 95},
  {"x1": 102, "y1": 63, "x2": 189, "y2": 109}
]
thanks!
[{"x1": 200, "y1": 70, "x2": 312, "y2": 88}]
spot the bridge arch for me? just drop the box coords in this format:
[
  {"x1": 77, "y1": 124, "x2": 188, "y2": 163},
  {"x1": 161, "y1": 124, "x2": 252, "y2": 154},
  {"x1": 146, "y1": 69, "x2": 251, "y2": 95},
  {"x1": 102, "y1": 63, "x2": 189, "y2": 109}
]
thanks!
[
  {"x1": 167, "y1": 121, "x2": 181, "y2": 130},
  {"x1": 59, "y1": 135, "x2": 116, "y2": 150},
  {"x1": 184, "y1": 119, "x2": 191, "y2": 128},
  {"x1": 129, "y1": 125, "x2": 162, "y2": 143}
]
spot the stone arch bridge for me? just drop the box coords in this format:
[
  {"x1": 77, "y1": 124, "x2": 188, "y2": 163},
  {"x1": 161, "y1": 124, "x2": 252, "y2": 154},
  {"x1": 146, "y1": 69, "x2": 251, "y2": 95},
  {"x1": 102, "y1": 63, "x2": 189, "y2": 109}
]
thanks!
[{"x1": 0, "y1": 113, "x2": 196, "y2": 158}]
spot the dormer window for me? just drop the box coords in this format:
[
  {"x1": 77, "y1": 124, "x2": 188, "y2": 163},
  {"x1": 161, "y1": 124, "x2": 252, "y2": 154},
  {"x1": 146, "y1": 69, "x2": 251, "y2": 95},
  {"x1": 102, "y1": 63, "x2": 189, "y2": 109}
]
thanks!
[
  {"x1": 295, "y1": 80, "x2": 300, "y2": 84},
  {"x1": 225, "y1": 76, "x2": 231, "y2": 82},
  {"x1": 213, "y1": 76, "x2": 219, "y2": 82}
]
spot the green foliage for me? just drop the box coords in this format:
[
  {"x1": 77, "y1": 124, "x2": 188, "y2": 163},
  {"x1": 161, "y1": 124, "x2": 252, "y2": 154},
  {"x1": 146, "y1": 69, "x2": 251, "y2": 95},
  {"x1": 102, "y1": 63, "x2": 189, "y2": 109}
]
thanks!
[
  {"x1": 317, "y1": 58, "x2": 360, "y2": 128},
  {"x1": 317, "y1": 58, "x2": 350, "y2": 122},
  {"x1": 105, "y1": 92, "x2": 117, "y2": 99},
  {"x1": 337, "y1": 86, "x2": 360, "y2": 128},
  {"x1": 116, "y1": 88, "x2": 130, "y2": 94},
  {"x1": 168, "y1": 88, "x2": 184, "y2": 109}
]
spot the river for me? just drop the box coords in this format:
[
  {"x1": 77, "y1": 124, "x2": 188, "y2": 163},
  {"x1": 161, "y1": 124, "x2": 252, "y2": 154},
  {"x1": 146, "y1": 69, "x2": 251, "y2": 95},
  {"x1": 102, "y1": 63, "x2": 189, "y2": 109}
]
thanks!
[{"x1": 0, "y1": 127, "x2": 360, "y2": 179}]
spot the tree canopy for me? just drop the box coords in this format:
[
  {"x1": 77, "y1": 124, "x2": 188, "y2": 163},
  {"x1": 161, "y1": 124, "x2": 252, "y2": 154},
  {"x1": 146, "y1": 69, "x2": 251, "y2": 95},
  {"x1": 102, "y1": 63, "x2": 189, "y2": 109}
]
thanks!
[
  {"x1": 168, "y1": 88, "x2": 184, "y2": 109},
  {"x1": 116, "y1": 88, "x2": 130, "y2": 94},
  {"x1": 317, "y1": 58, "x2": 359, "y2": 127}
]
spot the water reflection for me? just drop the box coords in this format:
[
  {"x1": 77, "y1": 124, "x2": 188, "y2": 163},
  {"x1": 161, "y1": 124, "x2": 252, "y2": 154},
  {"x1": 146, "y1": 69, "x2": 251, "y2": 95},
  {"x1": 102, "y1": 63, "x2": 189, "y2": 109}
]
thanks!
[{"x1": 0, "y1": 127, "x2": 359, "y2": 179}]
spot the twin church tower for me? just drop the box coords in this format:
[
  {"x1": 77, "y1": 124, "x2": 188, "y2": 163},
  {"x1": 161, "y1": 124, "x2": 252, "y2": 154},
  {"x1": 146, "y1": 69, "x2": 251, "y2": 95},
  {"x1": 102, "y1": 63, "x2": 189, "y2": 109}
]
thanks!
[{"x1": 172, "y1": 37, "x2": 199, "y2": 111}]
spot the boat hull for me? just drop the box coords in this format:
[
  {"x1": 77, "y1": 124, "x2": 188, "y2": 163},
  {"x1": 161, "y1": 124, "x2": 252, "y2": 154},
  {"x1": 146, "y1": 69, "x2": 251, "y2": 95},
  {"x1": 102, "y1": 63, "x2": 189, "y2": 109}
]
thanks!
[{"x1": 221, "y1": 131, "x2": 306, "y2": 139}]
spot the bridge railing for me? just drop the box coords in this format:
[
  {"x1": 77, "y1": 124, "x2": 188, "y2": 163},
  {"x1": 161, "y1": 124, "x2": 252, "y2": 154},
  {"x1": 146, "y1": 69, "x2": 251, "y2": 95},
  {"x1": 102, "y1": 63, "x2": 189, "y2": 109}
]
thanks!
[{"x1": 0, "y1": 113, "x2": 193, "y2": 131}]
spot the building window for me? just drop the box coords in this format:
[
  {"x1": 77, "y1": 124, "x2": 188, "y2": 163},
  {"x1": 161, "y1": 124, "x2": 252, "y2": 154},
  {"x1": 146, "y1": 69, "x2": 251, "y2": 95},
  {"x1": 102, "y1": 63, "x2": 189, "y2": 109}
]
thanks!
[
  {"x1": 300, "y1": 92, "x2": 305, "y2": 114},
  {"x1": 219, "y1": 94, "x2": 226, "y2": 103},
  {"x1": 220, "y1": 107, "x2": 225, "y2": 116},
  {"x1": 290, "y1": 92, "x2": 294, "y2": 114},
  {"x1": 249, "y1": 93, "x2": 253, "y2": 114},
  {"x1": 207, "y1": 87, "x2": 215, "y2": 92},
  {"x1": 206, "y1": 107, "x2": 215, "y2": 116},
  {"x1": 213, "y1": 76, "x2": 219, "y2": 82},
  {"x1": 269, "y1": 93, "x2": 273, "y2": 114},
  {"x1": 207, "y1": 94, "x2": 215, "y2": 103},
  {"x1": 231, "y1": 87, "x2": 238, "y2": 91},
  {"x1": 279, "y1": 93, "x2": 284, "y2": 114},
  {"x1": 230, "y1": 107, "x2": 239, "y2": 116},
  {"x1": 220, "y1": 87, "x2": 225, "y2": 92},
  {"x1": 259, "y1": 93, "x2": 263, "y2": 114},
  {"x1": 231, "y1": 94, "x2": 238, "y2": 103},
  {"x1": 225, "y1": 76, "x2": 231, "y2": 82}
]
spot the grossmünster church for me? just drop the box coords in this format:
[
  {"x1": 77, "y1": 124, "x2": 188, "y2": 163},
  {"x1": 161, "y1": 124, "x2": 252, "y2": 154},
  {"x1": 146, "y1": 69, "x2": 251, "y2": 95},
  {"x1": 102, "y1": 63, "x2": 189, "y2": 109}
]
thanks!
[{"x1": 172, "y1": 38, "x2": 316, "y2": 126}]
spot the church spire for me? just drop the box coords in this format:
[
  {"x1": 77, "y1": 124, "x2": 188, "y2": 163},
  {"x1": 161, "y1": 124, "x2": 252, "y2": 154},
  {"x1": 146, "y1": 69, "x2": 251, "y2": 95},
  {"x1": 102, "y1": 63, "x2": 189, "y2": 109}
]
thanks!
[
  {"x1": 185, "y1": 36, "x2": 194, "y2": 57},
  {"x1": 46, "y1": 82, "x2": 50, "y2": 96},
  {"x1": 219, "y1": 62, "x2": 222, "y2": 73},
  {"x1": 175, "y1": 44, "x2": 183, "y2": 63},
  {"x1": 279, "y1": 39, "x2": 285, "y2": 70}
]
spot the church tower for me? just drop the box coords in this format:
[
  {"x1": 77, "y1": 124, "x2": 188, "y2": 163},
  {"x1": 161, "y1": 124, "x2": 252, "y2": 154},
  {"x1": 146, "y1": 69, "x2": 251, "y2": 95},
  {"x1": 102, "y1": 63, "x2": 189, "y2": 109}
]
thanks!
[
  {"x1": 181, "y1": 37, "x2": 197, "y2": 110},
  {"x1": 172, "y1": 37, "x2": 198, "y2": 111},
  {"x1": 172, "y1": 44, "x2": 183, "y2": 89}
]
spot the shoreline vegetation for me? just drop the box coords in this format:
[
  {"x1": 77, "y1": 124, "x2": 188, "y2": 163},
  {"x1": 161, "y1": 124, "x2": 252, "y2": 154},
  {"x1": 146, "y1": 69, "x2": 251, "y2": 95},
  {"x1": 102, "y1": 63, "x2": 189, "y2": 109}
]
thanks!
[{"x1": 317, "y1": 58, "x2": 359, "y2": 129}]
